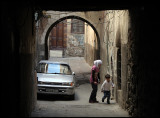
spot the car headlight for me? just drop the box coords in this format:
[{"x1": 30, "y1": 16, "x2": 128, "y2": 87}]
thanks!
[{"x1": 62, "y1": 82, "x2": 74, "y2": 86}]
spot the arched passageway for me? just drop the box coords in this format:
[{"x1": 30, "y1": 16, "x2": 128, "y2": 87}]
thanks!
[
  {"x1": 2, "y1": 2, "x2": 152, "y2": 117},
  {"x1": 44, "y1": 15, "x2": 100, "y2": 61}
]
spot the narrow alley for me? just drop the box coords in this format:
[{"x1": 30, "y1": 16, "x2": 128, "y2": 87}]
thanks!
[
  {"x1": 2, "y1": 1, "x2": 159, "y2": 117},
  {"x1": 32, "y1": 84, "x2": 129, "y2": 117},
  {"x1": 31, "y1": 57, "x2": 129, "y2": 117}
]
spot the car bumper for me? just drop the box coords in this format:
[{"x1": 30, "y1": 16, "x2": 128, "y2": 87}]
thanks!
[{"x1": 37, "y1": 84, "x2": 75, "y2": 95}]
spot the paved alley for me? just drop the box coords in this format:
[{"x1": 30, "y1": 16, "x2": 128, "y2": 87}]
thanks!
[
  {"x1": 31, "y1": 83, "x2": 129, "y2": 117},
  {"x1": 31, "y1": 57, "x2": 129, "y2": 117}
]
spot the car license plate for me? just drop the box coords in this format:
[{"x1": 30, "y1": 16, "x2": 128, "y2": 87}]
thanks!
[{"x1": 46, "y1": 89, "x2": 54, "y2": 92}]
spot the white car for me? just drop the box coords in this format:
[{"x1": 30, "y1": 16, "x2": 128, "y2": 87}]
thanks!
[{"x1": 36, "y1": 60, "x2": 76, "y2": 100}]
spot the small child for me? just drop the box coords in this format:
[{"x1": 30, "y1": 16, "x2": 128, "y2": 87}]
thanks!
[{"x1": 101, "y1": 74, "x2": 114, "y2": 104}]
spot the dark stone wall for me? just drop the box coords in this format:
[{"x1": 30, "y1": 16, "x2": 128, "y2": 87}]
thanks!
[
  {"x1": 19, "y1": 54, "x2": 37, "y2": 116},
  {"x1": 1, "y1": 2, "x2": 37, "y2": 116},
  {"x1": 127, "y1": 7, "x2": 159, "y2": 117},
  {"x1": 121, "y1": 44, "x2": 128, "y2": 109},
  {"x1": 127, "y1": 7, "x2": 144, "y2": 117},
  {"x1": 36, "y1": 17, "x2": 48, "y2": 61},
  {"x1": 1, "y1": 2, "x2": 20, "y2": 116}
]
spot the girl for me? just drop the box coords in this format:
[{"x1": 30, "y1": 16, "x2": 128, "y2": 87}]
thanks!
[{"x1": 89, "y1": 60, "x2": 102, "y2": 103}]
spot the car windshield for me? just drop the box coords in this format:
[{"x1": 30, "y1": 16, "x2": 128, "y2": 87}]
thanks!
[{"x1": 37, "y1": 63, "x2": 72, "y2": 75}]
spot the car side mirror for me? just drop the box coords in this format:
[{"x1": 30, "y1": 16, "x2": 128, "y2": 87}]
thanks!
[{"x1": 72, "y1": 72, "x2": 75, "y2": 75}]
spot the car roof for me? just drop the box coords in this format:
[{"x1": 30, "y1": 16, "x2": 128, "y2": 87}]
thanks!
[{"x1": 39, "y1": 60, "x2": 69, "y2": 65}]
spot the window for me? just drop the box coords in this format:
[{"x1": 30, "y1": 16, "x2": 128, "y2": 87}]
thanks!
[
  {"x1": 37, "y1": 63, "x2": 72, "y2": 75},
  {"x1": 71, "y1": 19, "x2": 84, "y2": 34}
]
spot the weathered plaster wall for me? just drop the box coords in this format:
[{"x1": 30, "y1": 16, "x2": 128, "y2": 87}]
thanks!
[
  {"x1": 98, "y1": 10, "x2": 129, "y2": 110},
  {"x1": 83, "y1": 11, "x2": 104, "y2": 66},
  {"x1": 65, "y1": 19, "x2": 85, "y2": 57},
  {"x1": 84, "y1": 23, "x2": 97, "y2": 66},
  {"x1": 66, "y1": 34, "x2": 85, "y2": 57}
]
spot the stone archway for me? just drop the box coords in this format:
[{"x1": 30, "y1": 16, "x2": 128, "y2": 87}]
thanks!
[
  {"x1": 45, "y1": 15, "x2": 100, "y2": 60},
  {"x1": 38, "y1": 11, "x2": 101, "y2": 61}
]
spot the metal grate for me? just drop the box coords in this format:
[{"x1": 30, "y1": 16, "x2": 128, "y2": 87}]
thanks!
[{"x1": 43, "y1": 82, "x2": 62, "y2": 85}]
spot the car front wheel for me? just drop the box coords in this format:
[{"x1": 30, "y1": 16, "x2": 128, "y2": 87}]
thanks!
[{"x1": 70, "y1": 94, "x2": 75, "y2": 100}]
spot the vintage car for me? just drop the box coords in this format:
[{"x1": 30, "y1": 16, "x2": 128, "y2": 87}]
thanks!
[{"x1": 36, "y1": 60, "x2": 75, "y2": 99}]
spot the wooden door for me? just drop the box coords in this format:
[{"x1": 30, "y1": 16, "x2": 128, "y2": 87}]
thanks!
[
  {"x1": 56, "y1": 22, "x2": 63, "y2": 48},
  {"x1": 49, "y1": 20, "x2": 67, "y2": 50}
]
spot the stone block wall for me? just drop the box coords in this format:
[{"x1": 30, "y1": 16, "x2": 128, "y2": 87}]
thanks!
[
  {"x1": 65, "y1": 33, "x2": 85, "y2": 57},
  {"x1": 126, "y1": 8, "x2": 147, "y2": 117},
  {"x1": 35, "y1": 16, "x2": 49, "y2": 63}
]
